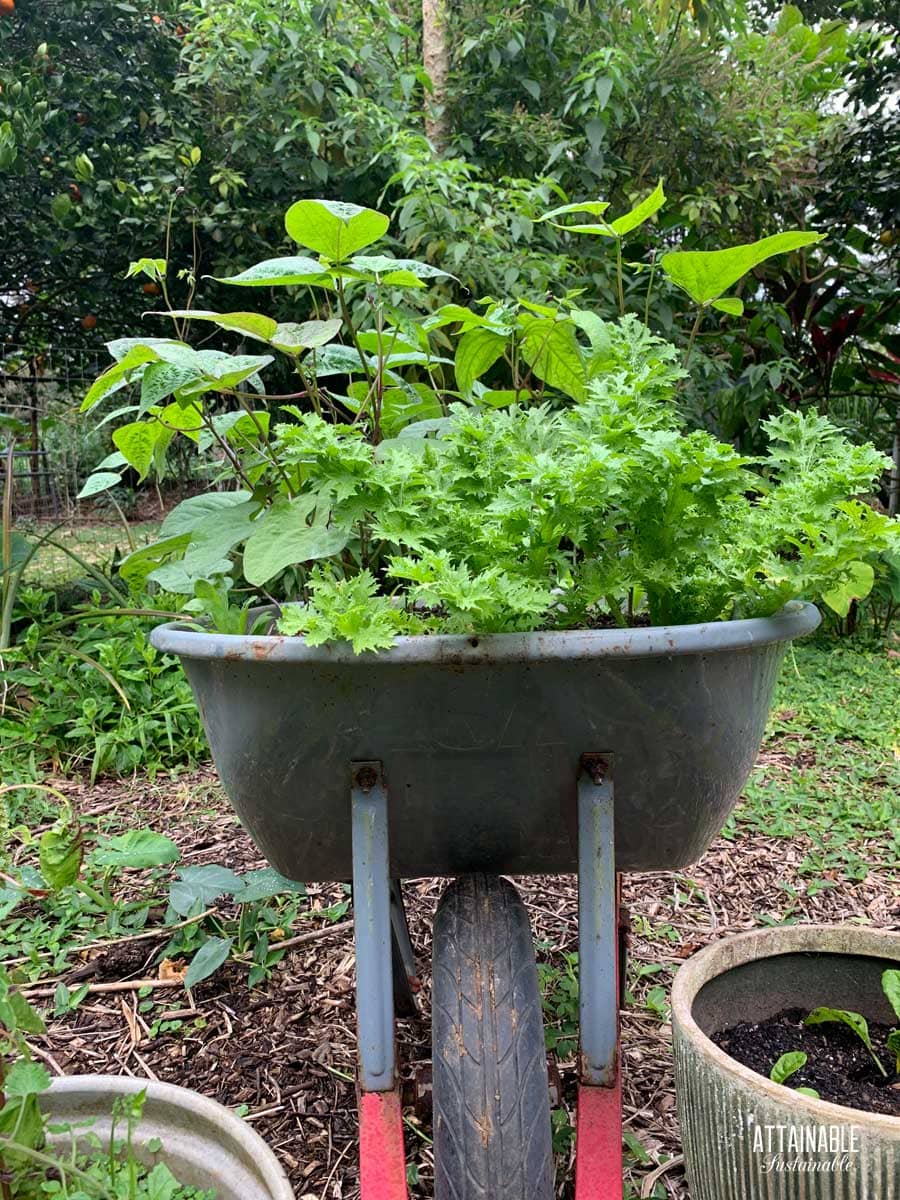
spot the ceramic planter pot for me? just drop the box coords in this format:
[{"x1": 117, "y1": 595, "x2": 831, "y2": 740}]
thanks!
[
  {"x1": 40, "y1": 1075, "x2": 294, "y2": 1200},
  {"x1": 672, "y1": 925, "x2": 900, "y2": 1200}
]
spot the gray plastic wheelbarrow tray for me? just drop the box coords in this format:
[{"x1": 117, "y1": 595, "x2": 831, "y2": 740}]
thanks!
[{"x1": 150, "y1": 601, "x2": 819, "y2": 881}]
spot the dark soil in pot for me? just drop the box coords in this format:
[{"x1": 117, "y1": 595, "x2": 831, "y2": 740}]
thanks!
[{"x1": 713, "y1": 1007, "x2": 900, "y2": 1117}]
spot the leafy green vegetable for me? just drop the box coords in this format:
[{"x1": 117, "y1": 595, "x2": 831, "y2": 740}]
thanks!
[
  {"x1": 804, "y1": 1007, "x2": 887, "y2": 1076},
  {"x1": 79, "y1": 196, "x2": 897, "y2": 652},
  {"x1": 769, "y1": 1050, "x2": 807, "y2": 1085}
]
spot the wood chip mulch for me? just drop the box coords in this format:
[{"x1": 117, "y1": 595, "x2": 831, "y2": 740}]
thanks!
[{"x1": 15, "y1": 762, "x2": 900, "y2": 1200}]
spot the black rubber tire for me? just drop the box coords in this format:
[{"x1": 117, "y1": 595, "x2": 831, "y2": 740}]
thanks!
[{"x1": 432, "y1": 873, "x2": 554, "y2": 1200}]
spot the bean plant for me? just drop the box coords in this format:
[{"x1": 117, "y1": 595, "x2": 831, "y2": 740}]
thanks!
[{"x1": 80, "y1": 192, "x2": 899, "y2": 649}]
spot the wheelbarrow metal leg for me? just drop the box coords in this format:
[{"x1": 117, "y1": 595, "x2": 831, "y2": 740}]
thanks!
[
  {"x1": 390, "y1": 879, "x2": 419, "y2": 1017},
  {"x1": 575, "y1": 753, "x2": 623, "y2": 1199},
  {"x1": 351, "y1": 762, "x2": 408, "y2": 1200}
]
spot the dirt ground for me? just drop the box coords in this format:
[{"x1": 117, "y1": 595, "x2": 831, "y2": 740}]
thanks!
[{"x1": 19, "y1": 763, "x2": 899, "y2": 1200}]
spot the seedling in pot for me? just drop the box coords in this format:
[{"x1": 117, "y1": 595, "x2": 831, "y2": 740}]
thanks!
[
  {"x1": 803, "y1": 968, "x2": 900, "y2": 1079},
  {"x1": 0, "y1": 965, "x2": 216, "y2": 1197},
  {"x1": 769, "y1": 1051, "x2": 820, "y2": 1100}
]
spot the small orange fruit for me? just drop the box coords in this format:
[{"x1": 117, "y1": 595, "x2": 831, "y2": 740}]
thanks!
[
  {"x1": 142, "y1": 282, "x2": 161, "y2": 296},
  {"x1": 0, "y1": 0, "x2": 15, "y2": 16},
  {"x1": 80, "y1": 314, "x2": 97, "y2": 330}
]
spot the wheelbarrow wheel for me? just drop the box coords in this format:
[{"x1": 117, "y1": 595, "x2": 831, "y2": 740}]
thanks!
[{"x1": 432, "y1": 873, "x2": 553, "y2": 1200}]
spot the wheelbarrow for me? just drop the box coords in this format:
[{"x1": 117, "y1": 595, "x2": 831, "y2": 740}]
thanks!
[{"x1": 151, "y1": 600, "x2": 819, "y2": 1199}]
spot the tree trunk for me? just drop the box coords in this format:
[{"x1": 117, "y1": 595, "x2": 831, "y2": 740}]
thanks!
[
  {"x1": 422, "y1": 0, "x2": 449, "y2": 153},
  {"x1": 889, "y1": 402, "x2": 899, "y2": 518}
]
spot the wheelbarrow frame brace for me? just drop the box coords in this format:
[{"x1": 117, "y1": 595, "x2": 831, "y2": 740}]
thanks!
[{"x1": 350, "y1": 757, "x2": 625, "y2": 1200}]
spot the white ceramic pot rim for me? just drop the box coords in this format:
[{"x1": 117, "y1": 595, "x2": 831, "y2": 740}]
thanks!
[
  {"x1": 42, "y1": 1074, "x2": 295, "y2": 1200},
  {"x1": 671, "y1": 923, "x2": 900, "y2": 1135}
]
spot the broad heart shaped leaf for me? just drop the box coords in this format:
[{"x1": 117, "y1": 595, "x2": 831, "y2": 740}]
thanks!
[
  {"x1": 150, "y1": 346, "x2": 274, "y2": 387},
  {"x1": 570, "y1": 309, "x2": 613, "y2": 355},
  {"x1": 138, "y1": 499, "x2": 259, "y2": 595},
  {"x1": 213, "y1": 255, "x2": 328, "y2": 287},
  {"x1": 769, "y1": 1051, "x2": 807, "y2": 1085},
  {"x1": 455, "y1": 328, "x2": 507, "y2": 396},
  {"x1": 76, "y1": 471, "x2": 122, "y2": 499},
  {"x1": 518, "y1": 316, "x2": 586, "y2": 401},
  {"x1": 242, "y1": 495, "x2": 352, "y2": 586},
  {"x1": 184, "y1": 936, "x2": 233, "y2": 989},
  {"x1": 112, "y1": 421, "x2": 163, "y2": 480},
  {"x1": 140, "y1": 362, "x2": 200, "y2": 414},
  {"x1": 711, "y1": 297, "x2": 745, "y2": 317},
  {"x1": 201, "y1": 410, "x2": 270, "y2": 451},
  {"x1": 168, "y1": 864, "x2": 245, "y2": 916},
  {"x1": 312, "y1": 343, "x2": 375, "y2": 377},
  {"x1": 160, "y1": 491, "x2": 253, "y2": 538},
  {"x1": 271, "y1": 317, "x2": 343, "y2": 352},
  {"x1": 149, "y1": 557, "x2": 233, "y2": 595},
  {"x1": 158, "y1": 310, "x2": 278, "y2": 344},
  {"x1": 159, "y1": 400, "x2": 203, "y2": 442},
  {"x1": 106, "y1": 336, "x2": 183, "y2": 362},
  {"x1": 98, "y1": 402, "x2": 139, "y2": 428},
  {"x1": 92, "y1": 829, "x2": 180, "y2": 869},
  {"x1": 821, "y1": 560, "x2": 875, "y2": 617},
  {"x1": 81, "y1": 342, "x2": 168, "y2": 412},
  {"x1": 285, "y1": 199, "x2": 390, "y2": 260},
  {"x1": 176, "y1": 500, "x2": 260, "y2": 577},
  {"x1": 94, "y1": 450, "x2": 128, "y2": 470},
  {"x1": 661, "y1": 231, "x2": 825, "y2": 305},
  {"x1": 882, "y1": 969, "x2": 900, "y2": 1023},
  {"x1": 379, "y1": 386, "x2": 444, "y2": 438},
  {"x1": 608, "y1": 180, "x2": 666, "y2": 237}
]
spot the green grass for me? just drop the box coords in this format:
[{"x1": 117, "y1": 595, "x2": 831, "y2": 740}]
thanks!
[
  {"x1": 21, "y1": 520, "x2": 161, "y2": 587},
  {"x1": 725, "y1": 638, "x2": 900, "y2": 880}
]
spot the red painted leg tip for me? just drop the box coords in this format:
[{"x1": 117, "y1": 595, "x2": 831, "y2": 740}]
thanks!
[
  {"x1": 575, "y1": 1081, "x2": 624, "y2": 1199},
  {"x1": 359, "y1": 1089, "x2": 408, "y2": 1200}
]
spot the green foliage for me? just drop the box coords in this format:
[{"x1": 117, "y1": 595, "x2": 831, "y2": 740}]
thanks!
[
  {"x1": 769, "y1": 1049, "x2": 821, "y2": 1098},
  {"x1": 132, "y1": 334, "x2": 896, "y2": 644},
  {"x1": 661, "y1": 232, "x2": 825, "y2": 306},
  {"x1": 0, "y1": 1019, "x2": 216, "y2": 1199},
  {"x1": 804, "y1": 1005, "x2": 887, "y2": 1077},
  {"x1": 80, "y1": 195, "x2": 896, "y2": 649},
  {"x1": 278, "y1": 570, "x2": 414, "y2": 653},
  {"x1": 769, "y1": 1050, "x2": 807, "y2": 1085},
  {"x1": 0, "y1": 609, "x2": 207, "y2": 781},
  {"x1": 5, "y1": 0, "x2": 894, "y2": 483}
]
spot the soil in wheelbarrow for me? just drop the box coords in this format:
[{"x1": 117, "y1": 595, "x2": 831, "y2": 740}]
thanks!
[{"x1": 712, "y1": 1008, "x2": 900, "y2": 1117}]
